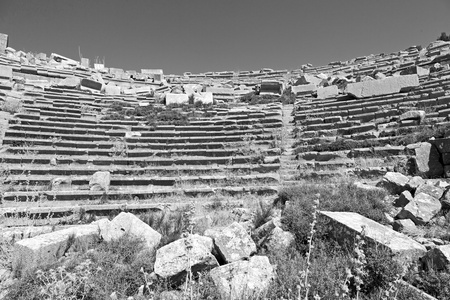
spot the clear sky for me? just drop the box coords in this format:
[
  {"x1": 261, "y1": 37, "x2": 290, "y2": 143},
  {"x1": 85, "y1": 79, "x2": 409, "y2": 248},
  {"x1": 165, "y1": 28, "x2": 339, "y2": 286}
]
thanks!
[{"x1": 0, "y1": 0, "x2": 449, "y2": 75}]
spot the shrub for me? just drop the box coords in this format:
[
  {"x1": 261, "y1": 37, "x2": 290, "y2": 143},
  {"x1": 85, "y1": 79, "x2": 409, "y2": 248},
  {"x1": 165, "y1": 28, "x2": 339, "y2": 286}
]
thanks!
[
  {"x1": 406, "y1": 268, "x2": 450, "y2": 299},
  {"x1": 278, "y1": 180, "x2": 388, "y2": 252}
]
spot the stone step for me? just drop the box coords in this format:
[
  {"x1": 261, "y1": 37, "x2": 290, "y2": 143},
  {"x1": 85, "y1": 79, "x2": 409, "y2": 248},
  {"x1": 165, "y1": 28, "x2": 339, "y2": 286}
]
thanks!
[{"x1": 2, "y1": 185, "x2": 279, "y2": 202}]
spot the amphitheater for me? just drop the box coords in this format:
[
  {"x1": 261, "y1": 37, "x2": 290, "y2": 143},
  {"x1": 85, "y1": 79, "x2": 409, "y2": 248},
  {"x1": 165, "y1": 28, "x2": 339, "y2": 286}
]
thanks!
[{"x1": 1, "y1": 32, "x2": 450, "y2": 299}]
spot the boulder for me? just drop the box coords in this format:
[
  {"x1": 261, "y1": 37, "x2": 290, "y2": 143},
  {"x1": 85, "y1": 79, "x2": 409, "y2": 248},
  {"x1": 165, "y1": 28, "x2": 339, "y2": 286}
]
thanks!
[
  {"x1": 0, "y1": 65, "x2": 12, "y2": 80},
  {"x1": 104, "y1": 84, "x2": 121, "y2": 95},
  {"x1": 441, "y1": 189, "x2": 450, "y2": 209},
  {"x1": 394, "y1": 191, "x2": 413, "y2": 207},
  {"x1": 316, "y1": 85, "x2": 339, "y2": 99},
  {"x1": 264, "y1": 227, "x2": 295, "y2": 251},
  {"x1": 209, "y1": 256, "x2": 275, "y2": 300},
  {"x1": 291, "y1": 84, "x2": 316, "y2": 95},
  {"x1": 377, "y1": 172, "x2": 410, "y2": 194},
  {"x1": 319, "y1": 211, "x2": 426, "y2": 265},
  {"x1": 56, "y1": 77, "x2": 80, "y2": 89},
  {"x1": 399, "y1": 110, "x2": 426, "y2": 123},
  {"x1": 13, "y1": 225, "x2": 99, "y2": 275},
  {"x1": 393, "y1": 219, "x2": 417, "y2": 233},
  {"x1": 345, "y1": 74, "x2": 419, "y2": 98},
  {"x1": 93, "y1": 218, "x2": 124, "y2": 242},
  {"x1": 415, "y1": 183, "x2": 445, "y2": 200},
  {"x1": 396, "y1": 192, "x2": 442, "y2": 225},
  {"x1": 166, "y1": 93, "x2": 189, "y2": 105},
  {"x1": 423, "y1": 245, "x2": 450, "y2": 271},
  {"x1": 405, "y1": 176, "x2": 426, "y2": 192},
  {"x1": 154, "y1": 234, "x2": 218, "y2": 283},
  {"x1": 111, "y1": 212, "x2": 161, "y2": 251},
  {"x1": 413, "y1": 142, "x2": 444, "y2": 177},
  {"x1": 204, "y1": 222, "x2": 256, "y2": 263},
  {"x1": 89, "y1": 171, "x2": 110, "y2": 192}
]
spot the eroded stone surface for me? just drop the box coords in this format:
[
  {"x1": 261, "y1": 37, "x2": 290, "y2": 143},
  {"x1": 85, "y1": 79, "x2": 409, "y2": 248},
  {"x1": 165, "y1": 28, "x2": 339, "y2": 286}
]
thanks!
[
  {"x1": 13, "y1": 225, "x2": 99, "y2": 275},
  {"x1": 154, "y1": 234, "x2": 218, "y2": 283},
  {"x1": 210, "y1": 255, "x2": 275, "y2": 300},
  {"x1": 396, "y1": 192, "x2": 442, "y2": 225},
  {"x1": 205, "y1": 222, "x2": 256, "y2": 263},
  {"x1": 320, "y1": 211, "x2": 426, "y2": 265}
]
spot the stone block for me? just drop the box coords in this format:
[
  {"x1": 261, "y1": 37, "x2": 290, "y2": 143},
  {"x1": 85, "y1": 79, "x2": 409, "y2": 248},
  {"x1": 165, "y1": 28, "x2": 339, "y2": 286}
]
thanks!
[
  {"x1": 210, "y1": 256, "x2": 274, "y2": 300},
  {"x1": 345, "y1": 75, "x2": 419, "y2": 98},
  {"x1": 154, "y1": 234, "x2": 217, "y2": 284},
  {"x1": 377, "y1": 172, "x2": 410, "y2": 194},
  {"x1": 111, "y1": 212, "x2": 161, "y2": 251},
  {"x1": 413, "y1": 142, "x2": 443, "y2": 177},
  {"x1": 397, "y1": 192, "x2": 442, "y2": 225},
  {"x1": 13, "y1": 225, "x2": 99, "y2": 275},
  {"x1": 394, "y1": 190, "x2": 413, "y2": 207},
  {"x1": 320, "y1": 211, "x2": 426, "y2": 265},
  {"x1": 0, "y1": 66, "x2": 12, "y2": 80},
  {"x1": 204, "y1": 222, "x2": 256, "y2": 263},
  {"x1": 80, "y1": 78, "x2": 102, "y2": 91},
  {"x1": 165, "y1": 93, "x2": 189, "y2": 105},
  {"x1": 291, "y1": 84, "x2": 317, "y2": 95},
  {"x1": 316, "y1": 85, "x2": 339, "y2": 99},
  {"x1": 89, "y1": 171, "x2": 110, "y2": 192},
  {"x1": 0, "y1": 33, "x2": 8, "y2": 52}
]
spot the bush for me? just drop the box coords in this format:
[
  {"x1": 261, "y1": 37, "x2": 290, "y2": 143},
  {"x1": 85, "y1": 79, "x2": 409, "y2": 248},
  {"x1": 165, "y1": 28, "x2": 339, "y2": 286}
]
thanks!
[
  {"x1": 406, "y1": 268, "x2": 450, "y2": 299},
  {"x1": 6, "y1": 234, "x2": 153, "y2": 300},
  {"x1": 278, "y1": 181, "x2": 388, "y2": 253}
]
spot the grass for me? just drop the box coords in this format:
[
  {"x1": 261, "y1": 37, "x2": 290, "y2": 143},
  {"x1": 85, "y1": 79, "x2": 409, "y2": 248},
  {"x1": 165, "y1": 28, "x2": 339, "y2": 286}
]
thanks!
[{"x1": 3, "y1": 178, "x2": 444, "y2": 300}]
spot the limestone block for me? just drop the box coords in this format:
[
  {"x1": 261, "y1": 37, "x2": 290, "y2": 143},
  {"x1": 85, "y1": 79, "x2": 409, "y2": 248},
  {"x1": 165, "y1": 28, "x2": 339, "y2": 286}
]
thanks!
[
  {"x1": 320, "y1": 211, "x2": 426, "y2": 265},
  {"x1": 165, "y1": 93, "x2": 189, "y2": 105},
  {"x1": 210, "y1": 256, "x2": 275, "y2": 300},
  {"x1": 345, "y1": 74, "x2": 419, "y2": 98},
  {"x1": 13, "y1": 225, "x2": 99, "y2": 275}
]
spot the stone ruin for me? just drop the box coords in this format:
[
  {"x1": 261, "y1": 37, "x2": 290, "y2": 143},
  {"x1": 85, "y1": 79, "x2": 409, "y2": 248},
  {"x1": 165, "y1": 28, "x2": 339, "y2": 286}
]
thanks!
[{"x1": 1, "y1": 31, "x2": 450, "y2": 298}]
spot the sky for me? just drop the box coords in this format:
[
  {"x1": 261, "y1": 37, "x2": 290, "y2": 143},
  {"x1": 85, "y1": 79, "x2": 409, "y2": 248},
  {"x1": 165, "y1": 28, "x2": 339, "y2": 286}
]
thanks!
[{"x1": 0, "y1": 0, "x2": 449, "y2": 75}]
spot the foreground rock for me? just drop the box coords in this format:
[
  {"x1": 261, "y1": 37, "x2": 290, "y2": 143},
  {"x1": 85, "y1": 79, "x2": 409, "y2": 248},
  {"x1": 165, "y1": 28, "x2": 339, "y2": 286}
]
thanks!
[
  {"x1": 377, "y1": 172, "x2": 410, "y2": 194},
  {"x1": 12, "y1": 225, "x2": 99, "y2": 275},
  {"x1": 110, "y1": 212, "x2": 161, "y2": 251},
  {"x1": 320, "y1": 211, "x2": 426, "y2": 265},
  {"x1": 154, "y1": 234, "x2": 218, "y2": 284},
  {"x1": 209, "y1": 256, "x2": 274, "y2": 300},
  {"x1": 396, "y1": 192, "x2": 442, "y2": 225},
  {"x1": 205, "y1": 222, "x2": 256, "y2": 263}
]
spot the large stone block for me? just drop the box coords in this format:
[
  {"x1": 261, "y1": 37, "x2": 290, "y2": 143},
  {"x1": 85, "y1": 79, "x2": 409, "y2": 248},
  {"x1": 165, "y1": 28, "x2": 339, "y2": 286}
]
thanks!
[
  {"x1": 345, "y1": 74, "x2": 419, "y2": 98},
  {"x1": 377, "y1": 172, "x2": 410, "y2": 194},
  {"x1": 154, "y1": 234, "x2": 218, "y2": 283},
  {"x1": 89, "y1": 171, "x2": 110, "y2": 192},
  {"x1": 204, "y1": 222, "x2": 256, "y2": 263},
  {"x1": 0, "y1": 33, "x2": 8, "y2": 52},
  {"x1": 291, "y1": 84, "x2": 316, "y2": 95},
  {"x1": 414, "y1": 142, "x2": 443, "y2": 177},
  {"x1": 110, "y1": 212, "x2": 161, "y2": 251},
  {"x1": 0, "y1": 65, "x2": 12, "y2": 80},
  {"x1": 316, "y1": 85, "x2": 339, "y2": 99},
  {"x1": 210, "y1": 256, "x2": 275, "y2": 300},
  {"x1": 397, "y1": 192, "x2": 442, "y2": 225},
  {"x1": 319, "y1": 211, "x2": 426, "y2": 265},
  {"x1": 80, "y1": 78, "x2": 102, "y2": 91},
  {"x1": 56, "y1": 77, "x2": 80, "y2": 89},
  {"x1": 165, "y1": 93, "x2": 189, "y2": 105},
  {"x1": 13, "y1": 225, "x2": 99, "y2": 275}
]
